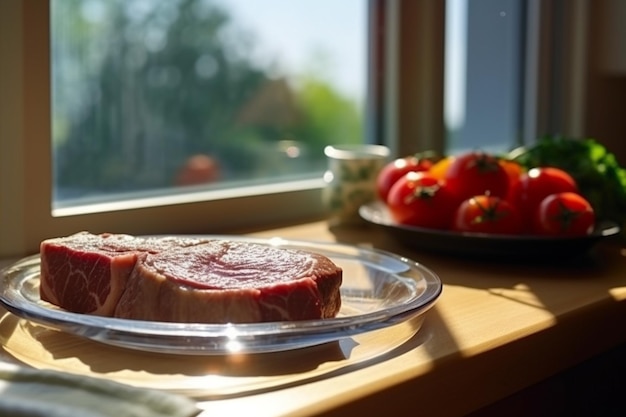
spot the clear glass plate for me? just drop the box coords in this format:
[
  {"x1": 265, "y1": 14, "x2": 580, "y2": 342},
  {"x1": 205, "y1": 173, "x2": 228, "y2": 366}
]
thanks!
[{"x1": 0, "y1": 237, "x2": 442, "y2": 356}]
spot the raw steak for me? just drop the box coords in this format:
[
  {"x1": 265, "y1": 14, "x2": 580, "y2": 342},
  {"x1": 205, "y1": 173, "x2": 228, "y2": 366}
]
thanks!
[
  {"x1": 39, "y1": 232, "x2": 208, "y2": 317},
  {"x1": 39, "y1": 232, "x2": 342, "y2": 323}
]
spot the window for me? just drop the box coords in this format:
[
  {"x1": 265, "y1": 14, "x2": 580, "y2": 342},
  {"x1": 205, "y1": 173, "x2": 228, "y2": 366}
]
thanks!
[
  {"x1": 51, "y1": 0, "x2": 367, "y2": 208},
  {"x1": 445, "y1": 0, "x2": 525, "y2": 154}
]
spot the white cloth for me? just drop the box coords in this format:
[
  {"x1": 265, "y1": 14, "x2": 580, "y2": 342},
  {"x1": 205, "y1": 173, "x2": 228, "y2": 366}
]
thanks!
[{"x1": 0, "y1": 363, "x2": 200, "y2": 417}]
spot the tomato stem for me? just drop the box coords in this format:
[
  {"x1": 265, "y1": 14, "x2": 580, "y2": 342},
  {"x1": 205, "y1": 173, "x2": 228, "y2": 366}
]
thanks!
[
  {"x1": 471, "y1": 197, "x2": 509, "y2": 224},
  {"x1": 550, "y1": 200, "x2": 584, "y2": 231},
  {"x1": 403, "y1": 184, "x2": 439, "y2": 205}
]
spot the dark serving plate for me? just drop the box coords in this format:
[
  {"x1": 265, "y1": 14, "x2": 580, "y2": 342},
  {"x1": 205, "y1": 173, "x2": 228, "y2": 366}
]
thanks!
[{"x1": 359, "y1": 201, "x2": 621, "y2": 261}]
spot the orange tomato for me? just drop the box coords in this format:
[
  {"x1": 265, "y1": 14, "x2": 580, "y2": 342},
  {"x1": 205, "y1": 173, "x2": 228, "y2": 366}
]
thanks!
[
  {"x1": 499, "y1": 159, "x2": 523, "y2": 190},
  {"x1": 429, "y1": 156, "x2": 455, "y2": 180}
]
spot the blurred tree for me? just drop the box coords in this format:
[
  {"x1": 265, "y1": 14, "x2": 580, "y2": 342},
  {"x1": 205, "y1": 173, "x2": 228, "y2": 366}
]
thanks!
[{"x1": 53, "y1": 0, "x2": 362, "y2": 196}]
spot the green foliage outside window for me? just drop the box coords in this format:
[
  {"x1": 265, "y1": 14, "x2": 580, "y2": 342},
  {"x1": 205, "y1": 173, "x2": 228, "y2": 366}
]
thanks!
[{"x1": 52, "y1": 0, "x2": 362, "y2": 197}]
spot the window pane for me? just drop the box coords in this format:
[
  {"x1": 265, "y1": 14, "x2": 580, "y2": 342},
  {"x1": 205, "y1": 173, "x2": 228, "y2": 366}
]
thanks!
[
  {"x1": 51, "y1": 0, "x2": 367, "y2": 207},
  {"x1": 444, "y1": 0, "x2": 525, "y2": 154}
]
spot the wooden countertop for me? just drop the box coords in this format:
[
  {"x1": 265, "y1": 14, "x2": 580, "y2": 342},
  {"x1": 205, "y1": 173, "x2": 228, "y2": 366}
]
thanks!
[
  {"x1": 199, "y1": 221, "x2": 626, "y2": 416},
  {"x1": 2, "y1": 221, "x2": 625, "y2": 416}
]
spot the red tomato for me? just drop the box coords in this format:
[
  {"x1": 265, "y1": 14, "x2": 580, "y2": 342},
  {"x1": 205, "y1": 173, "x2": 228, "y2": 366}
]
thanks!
[
  {"x1": 376, "y1": 155, "x2": 433, "y2": 202},
  {"x1": 509, "y1": 167, "x2": 579, "y2": 217},
  {"x1": 533, "y1": 192, "x2": 595, "y2": 236},
  {"x1": 444, "y1": 151, "x2": 510, "y2": 203},
  {"x1": 387, "y1": 171, "x2": 456, "y2": 229},
  {"x1": 452, "y1": 195, "x2": 523, "y2": 235}
]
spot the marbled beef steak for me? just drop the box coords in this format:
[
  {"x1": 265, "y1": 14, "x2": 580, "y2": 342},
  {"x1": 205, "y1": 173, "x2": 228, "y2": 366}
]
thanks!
[
  {"x1": 39, "y1": 232, "x2": 342, "y2": 323},
  {"x1": 39, "y1": 232, "x2": 210, "y2": 317}
]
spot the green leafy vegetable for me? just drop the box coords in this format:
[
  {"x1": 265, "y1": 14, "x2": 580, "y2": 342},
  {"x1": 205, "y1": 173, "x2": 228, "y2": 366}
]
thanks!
[{"x1": 507, "y1": 135, "x2": 626, "y2": 231}]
